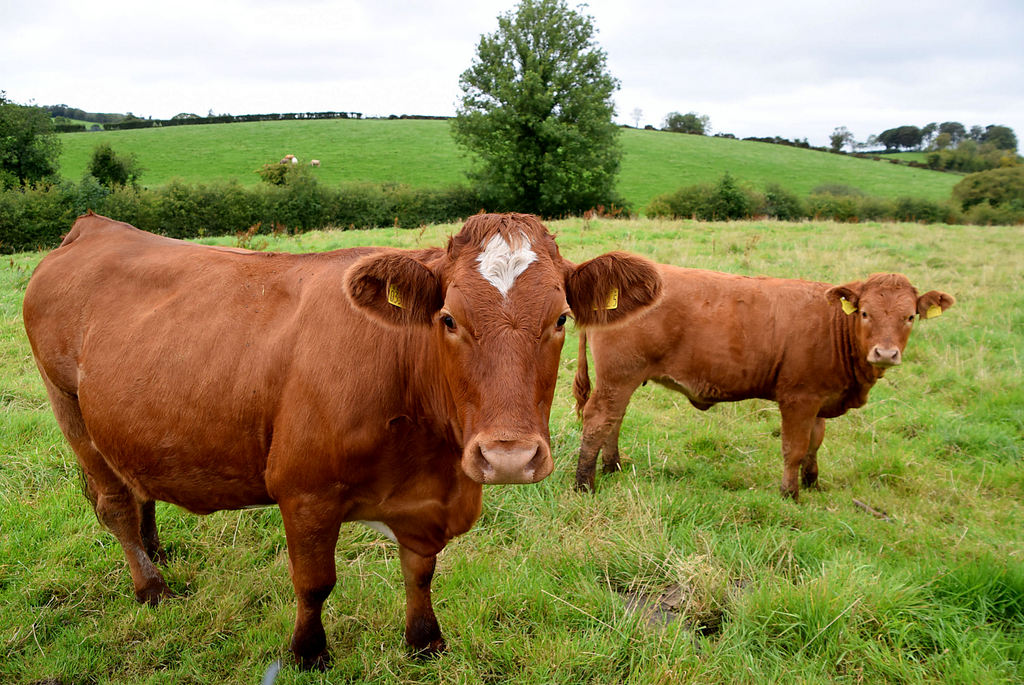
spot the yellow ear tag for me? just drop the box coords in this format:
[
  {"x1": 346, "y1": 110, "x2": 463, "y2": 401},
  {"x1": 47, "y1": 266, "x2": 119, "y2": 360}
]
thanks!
[
  {"x1": 926, "y1": 304, "x2": 942, "y2": 319},
  {"x1": 387, "y1": 283, "x2": 403, "y2": 308},
  {"x1": 841, "y1": 298, "x2": 857, "y2": 315},
  {"x1": 594, "y1": 287, "x2": 619, "y2": 311}
]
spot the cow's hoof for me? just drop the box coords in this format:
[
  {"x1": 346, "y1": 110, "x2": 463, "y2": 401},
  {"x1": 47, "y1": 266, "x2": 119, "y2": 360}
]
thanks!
[
  {"x1": 573, "y1": 478, "x2": 596, "y2": 493},
  {"x1": 410, "y1": 637, "x2": 446, "y2": 660},
  {"x1": 134, "y1": 580, "x2": 174, "y2": 606},
  {"x1": 779, "y1": 483, "x2": 800, "y2": 501},
  {"x1": 293, "y1": 648, "x2": 331, "y2": 671},
  {"x1": 801, "y1": 471, "x2": 819, "y2": 488}
]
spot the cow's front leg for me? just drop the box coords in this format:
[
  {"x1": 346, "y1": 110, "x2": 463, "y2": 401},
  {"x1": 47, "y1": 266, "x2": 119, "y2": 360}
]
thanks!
[
  {"x1": 279, "y1": 497, "x2": 344, "y2": 670},
  {"x1": 801, "y1": 417, "x2": 826, "y2": 488},
  {"x1": 778, "y1": 401, "x2": 820, "y2": 500},
  {"x1": 399, "y1": 544, "x2": 445, "y2": 657}
]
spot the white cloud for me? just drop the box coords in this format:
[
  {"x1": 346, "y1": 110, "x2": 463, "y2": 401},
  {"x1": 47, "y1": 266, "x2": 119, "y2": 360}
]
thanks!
[{"x1": 3, "y1": 0, "x2": 1022, "y2": 146}]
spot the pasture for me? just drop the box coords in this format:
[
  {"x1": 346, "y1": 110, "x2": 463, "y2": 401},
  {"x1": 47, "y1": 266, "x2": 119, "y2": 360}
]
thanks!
[
  {"x1": 56, "y1": 119, "x2": 962, "y2": 211},
  {"x1": 2, "y1": 217, "x2": 1022, "y2": 683}
]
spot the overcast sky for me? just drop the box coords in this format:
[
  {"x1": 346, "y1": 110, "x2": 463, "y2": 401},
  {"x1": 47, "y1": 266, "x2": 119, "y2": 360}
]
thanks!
[{"x1": 3, "y1": 0, "x2": 1022, "y2": 147}]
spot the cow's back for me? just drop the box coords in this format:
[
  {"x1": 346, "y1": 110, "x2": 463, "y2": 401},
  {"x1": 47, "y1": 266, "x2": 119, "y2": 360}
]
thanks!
[{"x1": 23, "y1": 215, "x2": 381, "y2": 511}]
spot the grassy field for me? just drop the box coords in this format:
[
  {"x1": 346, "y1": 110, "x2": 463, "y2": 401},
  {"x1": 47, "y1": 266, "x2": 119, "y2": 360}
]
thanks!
[
  {"x1": 2, "y1": 218, "x2": 1022, "y2": 683},
  {"x1": 56, "y1": 120, "x2": 962, "y2": 211}
]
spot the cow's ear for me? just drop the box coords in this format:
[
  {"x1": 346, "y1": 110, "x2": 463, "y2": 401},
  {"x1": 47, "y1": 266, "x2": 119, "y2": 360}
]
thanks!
[
  {"x1": 345, "y1": 251, "x2": 442, "y2": 326},
  {"x1": 825, "y1": 281, "x2": 862, "y2": 314},
  {"x1": 565, "y1": 251, "x2": 662, "y2": 327},
  {"x1": 917, "y1": 290, "x2": 955, "y2": 320}
]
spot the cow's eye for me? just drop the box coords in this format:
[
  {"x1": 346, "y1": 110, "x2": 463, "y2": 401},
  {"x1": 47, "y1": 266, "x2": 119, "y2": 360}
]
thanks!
[
  {"x1": 440, "y1": 314, "x2": 456, "y2": 331},
  {"x1": 861, "y1": 311, "x2": 868, "y2": 319},
  {"x1": 907, "y1": 314, "x2": 916, "y2": 323},
  {"x1": 556, "y1": 313, "x2": 567, "y2": 329}
]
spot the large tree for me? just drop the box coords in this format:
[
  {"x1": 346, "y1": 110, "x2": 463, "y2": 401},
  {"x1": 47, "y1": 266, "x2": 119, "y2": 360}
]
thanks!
[
  {"x1": 664, "y1": 111, "x2": 710, "y2": 135},
  {"x1": 0, "y1": 92, "x2": 62, "y2": 189},
  {"x1": 451, "y1": 0, "x2": 622, "y2": 216}
]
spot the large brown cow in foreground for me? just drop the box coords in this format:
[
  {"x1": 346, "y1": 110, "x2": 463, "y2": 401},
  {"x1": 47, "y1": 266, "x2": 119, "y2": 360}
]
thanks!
[
  {"x1": 573, "y1": 266, "x2": 954, "y2": 499},
  {"x1": 22, "y1": 212, "x2": 661, "y2": 669}
]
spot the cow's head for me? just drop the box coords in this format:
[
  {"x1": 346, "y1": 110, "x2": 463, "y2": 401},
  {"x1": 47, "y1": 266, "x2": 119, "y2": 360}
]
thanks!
[
  {"x1": 826, "y1": 273, "x2": 955, "y2": 369},
  {"x1": 345, "y1": 213, "x2": 661, "y2": 484}
]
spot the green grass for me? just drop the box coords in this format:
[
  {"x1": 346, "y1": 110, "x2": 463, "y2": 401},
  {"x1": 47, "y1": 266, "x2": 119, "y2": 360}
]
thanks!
[
  {"x1": 2, "y1": 218, "x2": 1022, "y2": 683},
  {"x1": 56, "y1": 120, "x2": 962, "y2": 211}
]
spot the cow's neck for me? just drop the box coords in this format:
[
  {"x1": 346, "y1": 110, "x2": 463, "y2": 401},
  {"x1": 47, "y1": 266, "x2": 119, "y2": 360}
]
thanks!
[{"x1": 831, "y1": 305, "x2": 882, "y2": 410}]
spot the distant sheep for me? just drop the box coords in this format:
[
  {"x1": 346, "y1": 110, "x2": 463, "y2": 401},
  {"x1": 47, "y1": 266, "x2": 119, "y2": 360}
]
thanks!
[
  {"x1": 280, "y1": 154, "x2": 298, "y2": 165},
  {"x1": 310, "y1": 159, "x2": 321, "y2": 167}
]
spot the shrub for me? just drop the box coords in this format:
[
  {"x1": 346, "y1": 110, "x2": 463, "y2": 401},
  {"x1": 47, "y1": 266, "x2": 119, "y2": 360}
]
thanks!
[
  {"x1": 952, "y1": 167, "x2": 1024, "y2": 210},
  {"x1": 87, "y1": 143, "x2": 143, "y2": 188},
  {"x1": 708, "y1": 172, "x2": 754, "y2": 219},
  {"x1": 805, "y1": 192, "x2": 863, "y2": 222},
  {"x1": 761, "y1": 183, "x2": 804, "y2": 220},
  {"x1": 891, "y1": 196, "x2": 959, "y2": 224},
  {"x1": 645, "y1": 183, "x2": 714, "y2": 219},
  {"x1": 962, "y1": 201, "x2": 1024, "y2": 226}
]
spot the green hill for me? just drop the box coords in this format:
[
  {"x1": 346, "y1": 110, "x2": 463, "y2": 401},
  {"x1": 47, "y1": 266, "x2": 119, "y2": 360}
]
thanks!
[{"x1": 57, "y1": 119, "x2": 961, "y2": 211}]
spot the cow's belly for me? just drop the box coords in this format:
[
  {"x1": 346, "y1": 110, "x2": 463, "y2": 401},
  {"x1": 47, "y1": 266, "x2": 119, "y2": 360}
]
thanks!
[
  {"x1": 76, "y1": 371, "x2": 275, "y2": 513},
  {"x1": 651, "y1": 370, "x2": 770, "y2": 408}
]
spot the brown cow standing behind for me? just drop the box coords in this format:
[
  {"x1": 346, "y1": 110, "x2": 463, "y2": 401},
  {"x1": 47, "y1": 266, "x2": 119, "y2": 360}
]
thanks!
[
  {"x1": 573, "y1": 265, "x2": 954, "y2": 499},
  {"x1": 22, "y1": 212, "x2": 661, "y2": 669}
]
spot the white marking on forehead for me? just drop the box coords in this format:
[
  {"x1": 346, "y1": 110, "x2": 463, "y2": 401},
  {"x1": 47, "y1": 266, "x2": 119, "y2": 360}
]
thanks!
[{"x1": 476, "y1": 231, "x2": 538, "y2": 297}]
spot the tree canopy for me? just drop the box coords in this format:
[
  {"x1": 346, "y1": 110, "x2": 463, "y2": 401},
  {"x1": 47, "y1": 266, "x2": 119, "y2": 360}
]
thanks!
[
  {"x1": 0, "y1": 92, "x2": 62, "y2": 189},
  {"x1": 451, "y1": 0, "x2": 622, "y2": 216},
  {"x1": 663, "y1": 112, "x2": 710, "y2": 135}
]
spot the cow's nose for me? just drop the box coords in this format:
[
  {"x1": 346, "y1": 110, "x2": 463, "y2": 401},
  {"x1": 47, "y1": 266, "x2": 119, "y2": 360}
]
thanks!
[
  {"x1": 868, "y1": 346, "x2": 901, "y2": 367},
  {"x1": 464, "y1": 437, "x2": 553, "y2": 484}
]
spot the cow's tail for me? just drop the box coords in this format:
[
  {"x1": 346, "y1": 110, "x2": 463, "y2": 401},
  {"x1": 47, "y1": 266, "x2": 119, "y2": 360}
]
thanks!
[{"x1": 573, "y1": 329, "x2": 592, "y2": 417}]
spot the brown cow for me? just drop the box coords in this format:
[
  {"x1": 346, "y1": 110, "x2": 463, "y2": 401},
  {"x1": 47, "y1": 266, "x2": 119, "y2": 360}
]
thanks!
[
  {"x1": 22, "y1": 212, "x2": 661, "y2": 669},
  {"x1": 573, "y1": 266, "x2": 954, "y2": 499}
]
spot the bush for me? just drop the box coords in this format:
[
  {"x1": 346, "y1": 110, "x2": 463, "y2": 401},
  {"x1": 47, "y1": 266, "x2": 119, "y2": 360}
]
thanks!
[
  {"x1": 962, "y1": 201, "x2": 1024, "y2": 226},
  {"x1": 645, "y1": 173, "x2": 757, "y2": 220},
  {"x1": 708, "y1": 173, "x2": 754, "y2": 219},
  {"x1": 891, "y1": 197, "x2": 959, "y2": 224},
  {"x1": 0, "y1": 182, "x2": 77, "y2": 251},
  {"x1": 87, "y1": 143, "x2": 143, "y2": 188},
  {"x1": 761, "y1": 183, "x2": 804, "y2": 220},
  {"x1": 805, "y1": 193, "x2": 863, "y2": 222},
  {"x1": 952, "y1": 167, "x2": 1024, "y2": 210}
]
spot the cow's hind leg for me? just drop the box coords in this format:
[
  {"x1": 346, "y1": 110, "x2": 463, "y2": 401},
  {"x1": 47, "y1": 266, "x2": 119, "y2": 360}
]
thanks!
[
  {"x1": 600, "y1": 419, "x2": 625, "y2": 475},
  {"x1": 140, "y1": 499, "x2": 168, "y2": 564},
  {"x1": 279, "y1": 497, "x2": 344, "y2": 670},
  {"x1": 399, "y1": 545, "x2": 445, "y2": 657},
  {"x1": 801, "y1": 417, "x2": 826, "y2": 489},
  {"x1": 575, "y1": 381, "x2": 638, "y2": 492},
  {"x1": 43, "y1": 380, "x2": 171, "y2": 604}
]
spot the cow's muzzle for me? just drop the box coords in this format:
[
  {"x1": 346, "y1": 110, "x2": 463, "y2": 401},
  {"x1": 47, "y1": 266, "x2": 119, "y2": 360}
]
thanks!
[
  {"x1": 867, "y1": 345, "x2": 902, "y2": 368},
  {"x1": 462, "y1": 435, "x2": 553, "y2": 484}
]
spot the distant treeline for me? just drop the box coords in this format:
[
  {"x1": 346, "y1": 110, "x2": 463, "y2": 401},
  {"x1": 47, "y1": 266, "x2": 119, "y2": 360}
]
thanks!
[
  {"x1": 53, "y1": 110, "x2": 453, "y2": 133},
  {"x1": 47, "y1": 104, "x2": 126, "y2": 125}
]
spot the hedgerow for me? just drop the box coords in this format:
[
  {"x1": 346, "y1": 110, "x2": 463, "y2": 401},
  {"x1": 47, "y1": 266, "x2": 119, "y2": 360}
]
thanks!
[
  {"x1": 0, "y1": 179, "x2": 484, "y2": 253},
  {"x1": 646, "y1": 173, "x2": 1024, "y2": 226}
]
